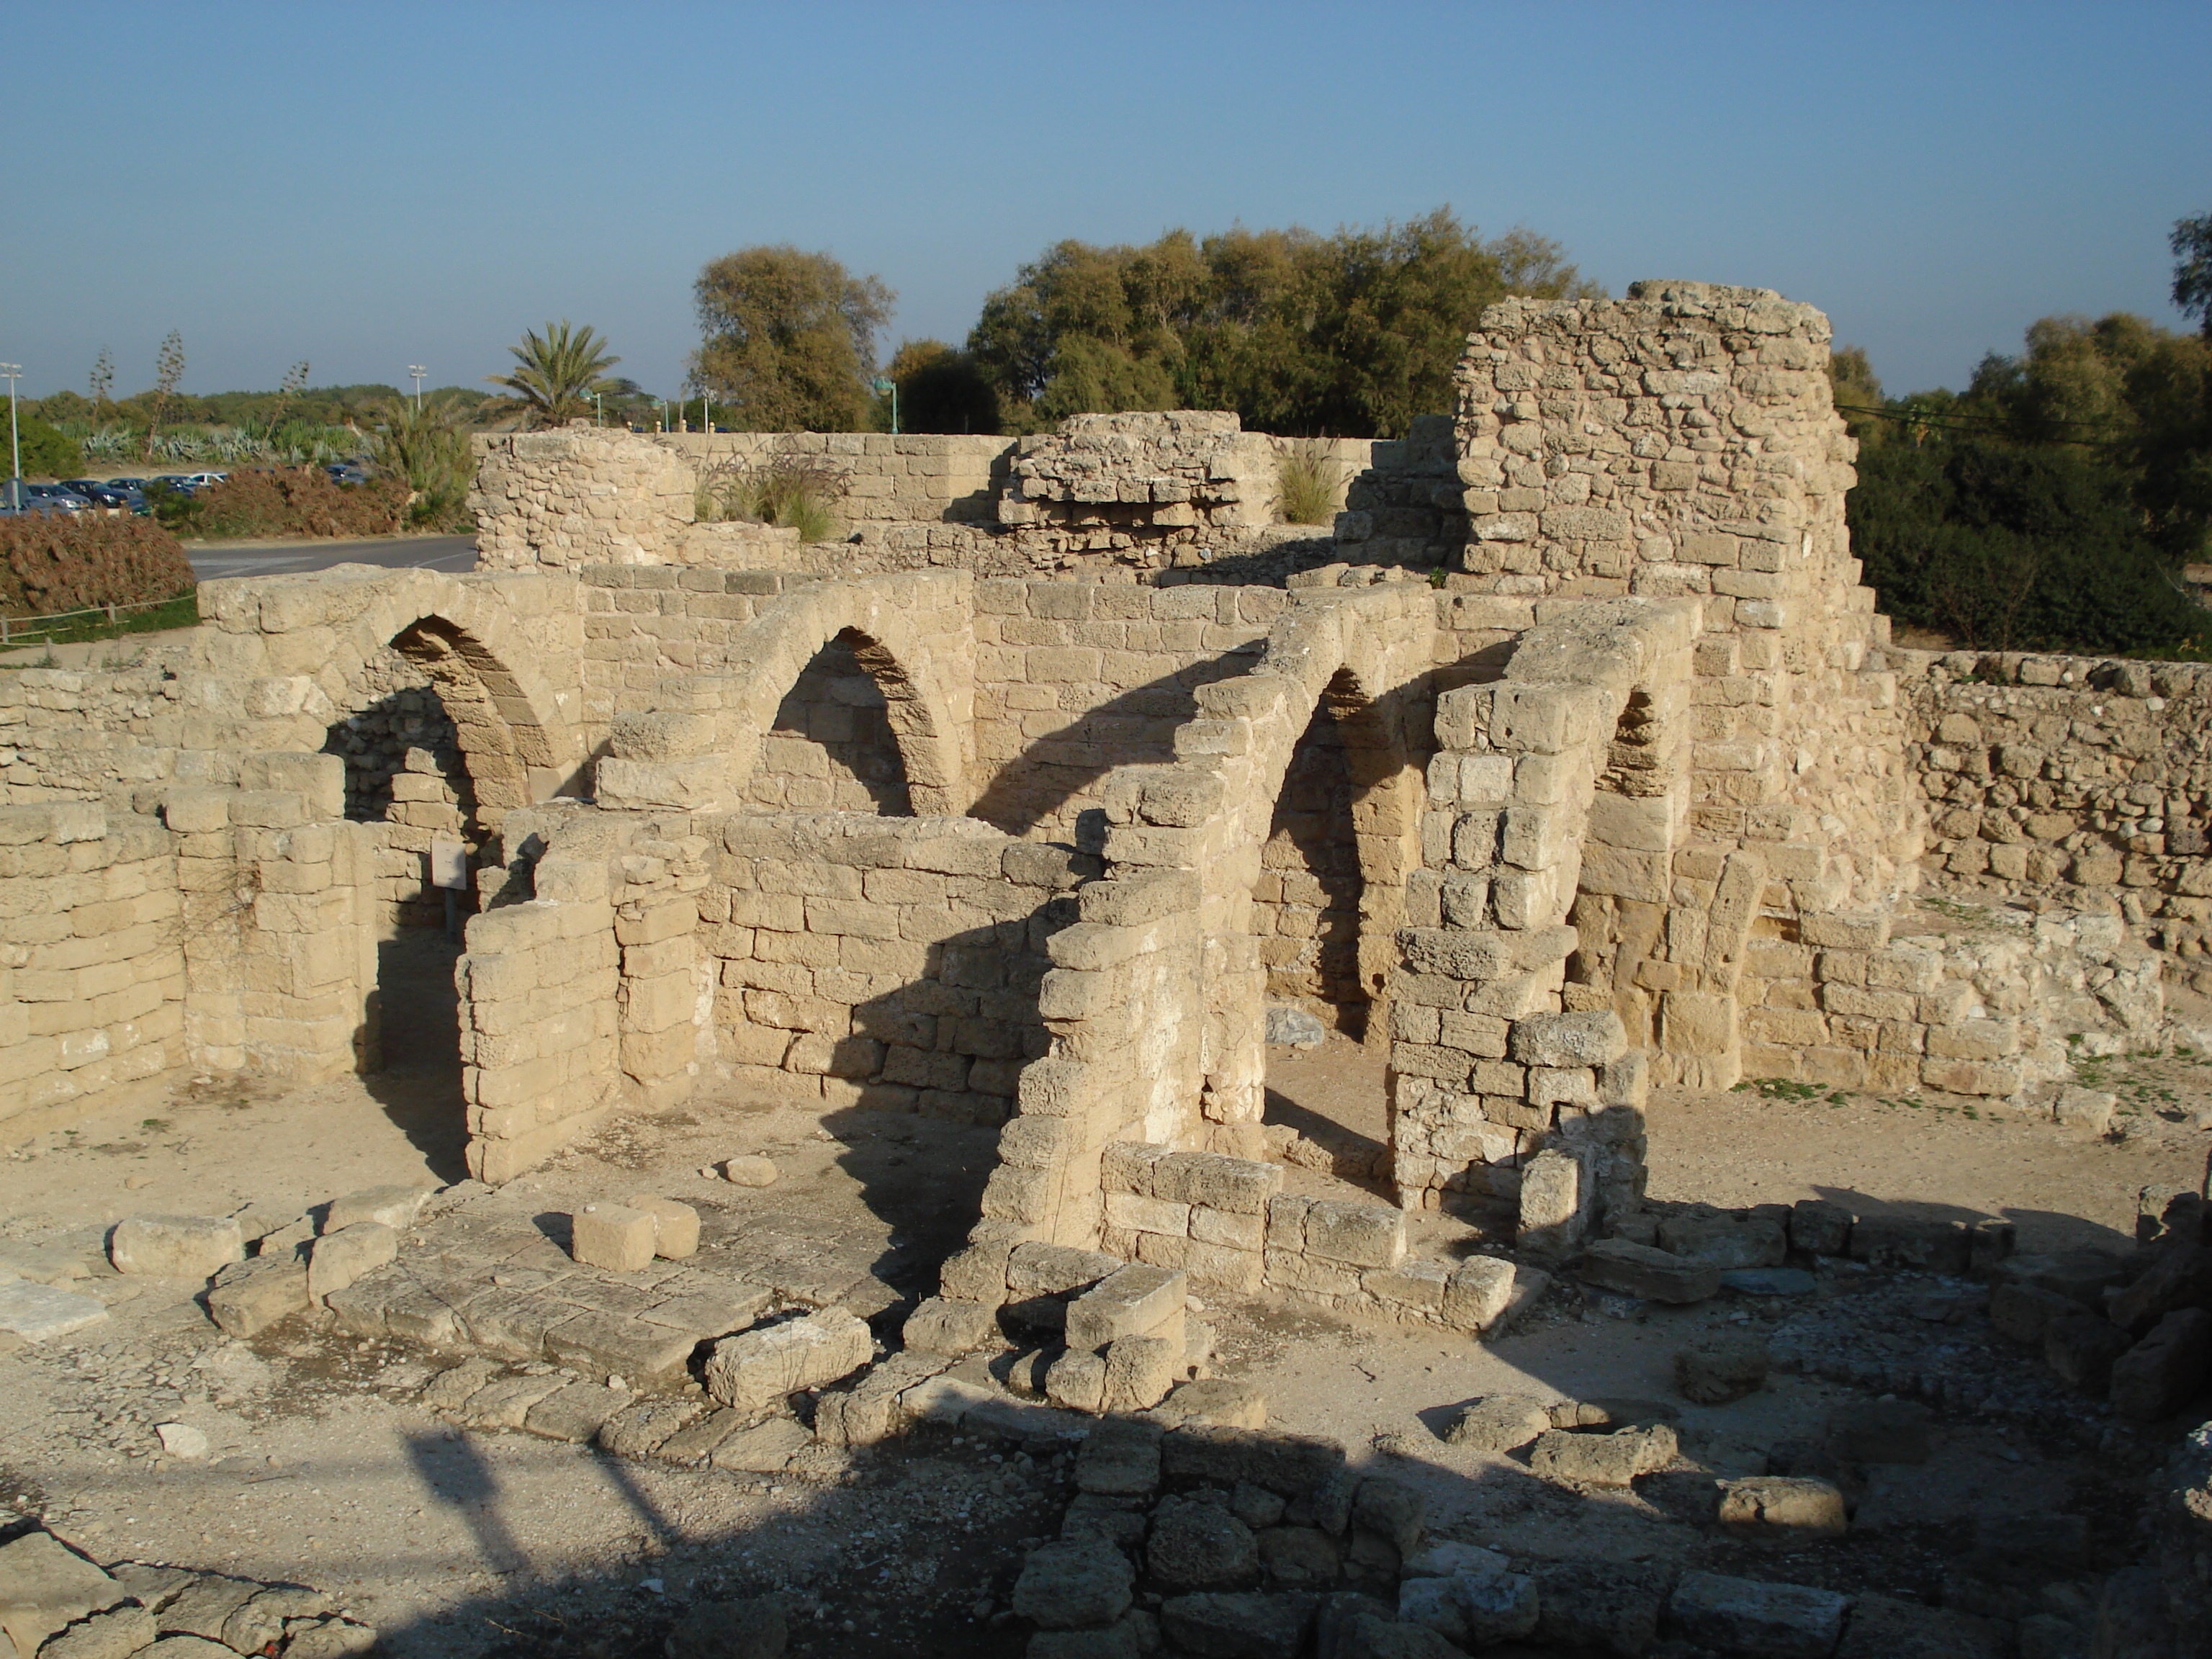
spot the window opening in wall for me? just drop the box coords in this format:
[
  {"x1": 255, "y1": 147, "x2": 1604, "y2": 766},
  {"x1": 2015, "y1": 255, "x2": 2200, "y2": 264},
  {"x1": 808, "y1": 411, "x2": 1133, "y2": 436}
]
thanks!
[{"x1": 751, "y1": 630, "x2": 913, "y2": 814}]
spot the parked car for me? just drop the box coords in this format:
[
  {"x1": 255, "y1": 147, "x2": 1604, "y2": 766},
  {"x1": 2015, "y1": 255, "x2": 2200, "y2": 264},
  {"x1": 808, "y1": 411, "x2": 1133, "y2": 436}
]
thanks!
[
  {"x1": 148, "y1": 474, "x2": 197, "y2": 495},
  {"x1": 325, "y1": 461, "x2": 373, "y2": 486},
  {"x1": 61, "y1": 479, "x2": 140, "y2": 509},
  {"x1": 1, "y1": 482, "x2": 91, "y2": 513},
  {"x1": 106, "y1": 477, "x2": 150, "y2": 490},
  {"x1": 178, "y1": 471, "x2": 228, "y2": 491}
]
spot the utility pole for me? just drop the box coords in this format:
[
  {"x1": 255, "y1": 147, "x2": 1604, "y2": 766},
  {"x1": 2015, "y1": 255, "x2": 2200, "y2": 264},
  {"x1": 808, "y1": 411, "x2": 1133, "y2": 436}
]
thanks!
[
  {"x1": 408, "y1": 366, "x2": 427, "y2": 414},
  {"x1": 1, "y1": 365, "x2": 20, "y2": 511}
]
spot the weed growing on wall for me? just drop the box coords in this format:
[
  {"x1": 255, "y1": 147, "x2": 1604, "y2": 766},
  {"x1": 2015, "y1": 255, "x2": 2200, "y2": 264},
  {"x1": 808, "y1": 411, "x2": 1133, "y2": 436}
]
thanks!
[
  {"x1": 1274, "y1": 442, "x2": 1346, "y2": 525},
  {"x1": 697, "y1": 448, "x2": 848, "y2": 542}
]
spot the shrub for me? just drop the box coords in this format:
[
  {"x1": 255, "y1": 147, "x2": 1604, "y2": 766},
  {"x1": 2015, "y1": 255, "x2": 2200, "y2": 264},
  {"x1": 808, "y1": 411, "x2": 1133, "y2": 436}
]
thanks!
[
  {"x1": 1276, "y1": 441, "x2": 1347, "y2": 525},
  {"x1": 6, "y1": 413, "x2": 82, "y2": 480},
  {"x1": 698, "y1": 449, "x2": 846, "y2": 541},
  {"x1": 0, "y1": 514, "x2": 194, "y2": 618},
  {"x1": 186, "y1": 468, "x2": 408, "y2": 539},
  {"x1": 368, "y1": 400, "x2": 477, "y2": 531}
]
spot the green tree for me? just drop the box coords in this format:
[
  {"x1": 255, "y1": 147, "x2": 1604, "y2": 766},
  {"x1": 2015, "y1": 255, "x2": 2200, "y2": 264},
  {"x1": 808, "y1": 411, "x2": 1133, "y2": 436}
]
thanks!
[
  {"x1": 7, "y1": 412, "x2": 82, "y2": 480},
  {"x1": 966, "y1": 209, "x2": 1595, "y2": 437},
  {"x1": 369, "y1": 397, "x2": 476, "y2": 529},
  {"x1": 690, "y1": 246, "x2": 894, "y2": 431},
  {"x1": 881, "y1": 340, "x2": 999, "y2": 435},
  {"x1": 1827, "y1": 345, "x2": 1887, "y2": 449},
  {"x1": 2174, "y1": 210, "x2": 2212, "y2": 338},
  {"x1": 485, "y1": 320, "x2": 620, "y2": 428}
]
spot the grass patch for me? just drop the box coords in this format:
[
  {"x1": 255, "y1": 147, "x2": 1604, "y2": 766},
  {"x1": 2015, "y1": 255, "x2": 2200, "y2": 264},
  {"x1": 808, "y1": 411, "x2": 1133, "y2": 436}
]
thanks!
[
  {"x1": 696, "y1": 449, "x2": 846, "y2": 542},
  {"x1": 1275, "y1": 441, "x2": 1346, "y2": 526},
  {"x1": 1, "y1": 590, "x2": 199, "y2": 657}
]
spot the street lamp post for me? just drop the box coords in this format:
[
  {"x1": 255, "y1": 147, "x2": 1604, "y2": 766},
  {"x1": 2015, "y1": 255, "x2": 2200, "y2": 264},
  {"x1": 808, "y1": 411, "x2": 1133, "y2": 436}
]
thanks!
[
  {"x1": 1, "y1": 365, "x2": 20, "y2": 511},
  {"x1": 871, "y1": 377, "x2": 899, "y2": 437},
  {"x1": 408, "y1": 365, "x2": 427, "y2": 414}
]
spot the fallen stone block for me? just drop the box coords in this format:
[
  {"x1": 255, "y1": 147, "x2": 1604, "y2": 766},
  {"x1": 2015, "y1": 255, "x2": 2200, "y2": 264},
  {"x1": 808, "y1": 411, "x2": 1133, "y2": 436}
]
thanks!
[
  {"x1": 654, "y1": 1408, "x2": 742, "y2": 1466},
  {"x1": 323, "y1": 1184, "x2": 431, "y2": 1233},
  {"x1": 1527, "y1": 1424, "x2": 1676, "y2": 1488},
  {"x1": 902, "y1": 1295, "x2": 998, "y2": 1356},
  {"x1": 0, "y1": 1281, "x2": 109, "y2": 1342},
  {"x1": 1161, "y1": 1590, "x2": 1319, "y2": 1658},
  {"x1": 703, "y1": 1307, "x2": 873, "y2": 1410},
  {"x1": 595, "y1": 1398, "x2": 702, "y2": 1458},
  {"x1": 1573, "y1": 1238, "x2": 1720, "y2": 1303},
  {"x1": 1668, "y1": 1570, "x2": 1851, "y2": 1657},
  {"x1": 1550, "y1": 1396, "x2": 1678, "y2": 1429},
  {"x1": 1718, "y1": 1476, "x2": 1848, "y2": 1542},
  {"x1": 1010, "y1": 1537, "x2": 1135, "y2": 1631},
  {"x1": 2110, "y1": 1308, "x2": 2212, "y2": 1420},
  {"x1": 1789, "y1": 1198, "x2": 1853, "y2": 1256},
  {"x1": 2109, "y1": 1244, "x2": 2212, "y2": 1336},
  {"x1": 0, "y1": 1531, "x2": 123, "y2": 1652},
  {"x1": 305, "y1": 1221, "x2": 397, "y2": 1305},
  {"x1": 1440, "y1": 1256, "x2": 1516, "y2": 1332},
  {"x1": 1658, "y1": 1212, "x2": 1786, "y2": 1269},
  {"x1": 1442, "y1": 1394, "x2": 1552, "y2": 1453},
  {"x1": 155, "y1": 1422, "x2": 209, "y2": 1459},
  {"x1": 721, "y1": 1156, "x2": 780, "y2": 1187},
  {"x1": 1835, "y1": 1591, "x2": 2005, "y2": 1659},
  {"x1": 1066, "y1": 1262, "x2": 1185, "y2": 1352},
  {"x1": 205, "y1": 1254, "x2": 310, "y2": 1338},
  {"x1": 2052, "y1": 1087, "x2": 2117, "y2": 1134},
  {"x1": 108, "y1": 1215, "x2": 242, "y2": 1280},
  {"x1": 1848, "y1": 1215, "x2": 1969, "y2": 1274},
  {"x1": 1533, "y1": 1559, "x2": 1671, "y2": 1657},
  {"x1": 622, "y1": 1194, "x2": 700, "y2": 1259},
  {"x1": 1825, "y1": 1399, "x2": 1933, "y2": 1465},
  {"x1": 459, "y1": 1373, "x2": 569, "y2": 1429},
  {"x1": 1676, "y1": 1334, "x2": 1770, "y2": 1404},
  {"x1": 1046, "y1": 1350, "x2": 1109, "y2": 1413},
  {"x1": 570, "y1": 1204, "x2": 657, "y2": 1272},
  {"x1": 2044, "y1": 1313, "x2": 2134, "y2": 1396}
]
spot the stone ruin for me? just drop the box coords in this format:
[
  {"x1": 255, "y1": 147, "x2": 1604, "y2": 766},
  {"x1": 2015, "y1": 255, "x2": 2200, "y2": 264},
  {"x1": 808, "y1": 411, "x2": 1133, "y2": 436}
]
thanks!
[{"x1": 5, "y1": 280, "x2": 2212, "y2": 1655}]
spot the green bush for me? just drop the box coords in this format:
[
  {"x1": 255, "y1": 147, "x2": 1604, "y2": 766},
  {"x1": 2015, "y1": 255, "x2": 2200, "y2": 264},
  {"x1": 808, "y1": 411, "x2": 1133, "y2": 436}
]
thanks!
[
  {"x1": 6, "y1": 413, "x2": 82, "y2": 480},
  {"x1": 369, "y1": 400, "x2": 477, "y2": 531},
  {"x1": 1275, "y1": 442, "x2": 1346, "y2": 525},
  {"x1": 0, "y1": 514, "x2": 194, "y2": 619},
  {"x1": 183, "y1": 469, "x2": 409, "y2": 539}
]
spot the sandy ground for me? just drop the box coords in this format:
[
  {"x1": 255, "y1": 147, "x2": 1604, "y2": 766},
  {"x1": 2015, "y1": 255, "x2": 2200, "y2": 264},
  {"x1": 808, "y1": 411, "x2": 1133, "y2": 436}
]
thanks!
[{"x1": 1, "y1": 931, "x2": 2208, "y2": 1655}]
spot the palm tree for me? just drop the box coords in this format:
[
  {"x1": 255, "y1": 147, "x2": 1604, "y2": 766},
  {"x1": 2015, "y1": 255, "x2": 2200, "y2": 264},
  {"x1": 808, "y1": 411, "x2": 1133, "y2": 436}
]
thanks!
[{"x1": 485, "y1": 320, "x2": 620, "y2": 428}]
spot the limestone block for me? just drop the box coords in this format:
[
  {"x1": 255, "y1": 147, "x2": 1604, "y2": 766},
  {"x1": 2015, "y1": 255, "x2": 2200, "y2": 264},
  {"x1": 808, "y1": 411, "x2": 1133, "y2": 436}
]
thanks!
[
  {"x1": 109, "y1": 1214, "x2": 243, "y2": 1280},
  {"x1": 1668, "y1": 1572, "x2": 1849, "y2": 1657},
  {"x1": 1066, "y1": 1263, "x2": 1186, "y2": 1353},
  {"x1": 1516, "y1": 1150, "x2": 1583, "y2": 1257},
  {"x1": 703, "y1": 1307, "x2": 873, "y2": 1410},
  {"x1": 323, "y1": 1184, "x2": 431, "y2": 1233},
  {"x1": 622, "y1": 1194, "x2": 701, "y2": 1259},
  {"x1": 902, "y1": 1296, "x2": 998, "y2": 1356},
  {"x1": 306, "y1": 1223, "x2": 397, "y2": 1304},
  {"x1": 572, "y1": 1204, "x2": 657, "y2": 1272}
]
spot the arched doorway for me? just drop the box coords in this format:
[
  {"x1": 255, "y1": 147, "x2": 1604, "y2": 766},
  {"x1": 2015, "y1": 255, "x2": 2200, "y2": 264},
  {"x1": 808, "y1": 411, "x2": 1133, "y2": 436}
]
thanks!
[{"x1": 749, "y1": 629, "x2": 915, "y2": 814}]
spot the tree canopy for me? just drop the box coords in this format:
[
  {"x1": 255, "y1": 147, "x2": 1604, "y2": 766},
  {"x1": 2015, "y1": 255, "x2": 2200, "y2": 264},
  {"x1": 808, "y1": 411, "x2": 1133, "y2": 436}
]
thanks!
[
  {"x1": 691, "y1": 246, "x2": 894, "y2": 432},
  {"x1": 966, "y1": 210, "x2": 1596, "y2": 438}
]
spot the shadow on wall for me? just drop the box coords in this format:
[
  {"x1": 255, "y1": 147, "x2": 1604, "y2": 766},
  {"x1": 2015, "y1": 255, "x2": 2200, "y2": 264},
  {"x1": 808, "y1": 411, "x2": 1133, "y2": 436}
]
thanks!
[
  {"x1": 359, "y1": 931, "x2": 472, "y2": 1184},
  {"x1": 752, "y1": 633, "x2": 914, "y2": 815}
]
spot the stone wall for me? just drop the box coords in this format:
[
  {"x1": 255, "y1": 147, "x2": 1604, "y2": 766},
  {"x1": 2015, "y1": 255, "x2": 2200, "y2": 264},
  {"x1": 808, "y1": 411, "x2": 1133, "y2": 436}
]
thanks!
[
  {"x1": 0, "y1": 657, "x2": 190, "y2": 804},
  {"x1": 321, "y1": 647, "x2": 477, "y2": 930},
  {"x1": 1902, "y1": 650, "x2": 2212, "y2": 984},
  {"x1": 663, "y1": 431, "x2": 1012, "y2": 528},
  {"x1": 705, "y1": 814, "x2": 1087, "y2": 1123},
  {"x1": 749, "y1": 635, "x2": 912, "y2": 814},
  {"x1": 471, "y1": 428, "x2": 695, "y2": 569},
  {"x1": 0, "y1": 801, "x2": 183, "y2": 1138}
]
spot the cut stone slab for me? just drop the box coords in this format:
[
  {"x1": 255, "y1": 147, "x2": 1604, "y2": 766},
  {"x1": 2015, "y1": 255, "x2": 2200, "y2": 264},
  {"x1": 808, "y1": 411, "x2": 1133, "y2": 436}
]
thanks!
[
  {"x1": 0, "y1": 1241, "x2": 89, "y2": 1285},
  {"x1": 1835, "y1": 1591, "x2": 2005, "y2": 1659},
  {"x1": 709, "y1": 1416, "x2": 812, "y2": 1472},
  {"x1": 1527, "y1": 1424, "x2": 1676, "y2": 1488},
  {"x1": 0, "y1": 1531, "x2": 122, "y2": 1651},
  {"x1": 1011, "y1": 1537, "x2": 1135, "y2": 1631},
  {"x1": 1573, "y1": 1239, "x2": 1720, "y2": 1303},
  {"x1": 655, "y1": 1408, "x2": 742, "y2": 1466},
  {"x1": 1718, "y1": 1477, "x2": 1849, "y2": 1542},
  {"x1": 1442, "y1": 1395, "x2": 1552, "y2": 1454},
  {"x1": 1668, "y1": 1570, "x2": 1851, "y2": 1658},
  {"x1": 306, "y1": 1222, "x2": 397, "y2": 1305},
  {"x1": 571, "y1": 1205, "x2": 657, "y2": 1272},
  {"x1": 1266, "y1": 1005, "x2": 1328, "y2": 1048},
  {"x1": 1066, "y1": 1262, "x2": 1184, "y2": 1352},
  {"x1": 1149, "y1": 1378, "x2": 1268, "y2": 1430},
  {"x1": 595, "y1": 1398, "x2": 702, "y2": 1458},
  {"x1": 0, "y1": 1281, "x2": 108, "y2": 1341},
  {"x1": 323, "y1": 1185, "x2": 431, "y2": 1233},
  {"x1": 522, "y1": 1382, "x2": 627, "y2": 1443},
  {"x1": 1102, "y1": 1332, "x2": 1179, "y2": 1412},
  {"x1": 1534, "y1": 1559, "x2": 1672, "y2": 1657},
  {"x1": 422, "y1": 1358, "x2": 501, "y2": 1412},
  {"x1": 459, "y1": 1373, "x2": 570, "y2": 1429},
  {"x1": 206, "y1": 1254, "x2": 310, "y2": 1338},
  {"x1": 703, "y1": 1307, "x2": 873, "y2": 1410},
  {"x1": 108, "y1": 1215, "x2": 242, "y2": 1280},
  {"x1": 545, "y1": 1310, "x2": 701, "y2": 1380},
  {"x1": 1161, "y1": 1590, "x2": 1319, "y2": 1658}
]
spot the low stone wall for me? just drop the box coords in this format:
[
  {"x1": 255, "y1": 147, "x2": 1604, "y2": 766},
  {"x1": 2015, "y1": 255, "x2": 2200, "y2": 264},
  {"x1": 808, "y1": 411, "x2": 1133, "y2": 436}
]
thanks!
[
  {"x1": 471, "y1": 428, "x2": 695, "y2": 569},
  {"x1": 0, "y1": 801, "x2": 183, "y2": 1139},
  {"x1": 659, "y1": 431, "x2": 1012, "y2": 529},
  {"x1": 0, "y1": 658, "x2": 189, "y2": 804},
  {"x1": 1905, "y1": 651, "x2": 2212, "y2": 976},
  {"x1": 706, "y1": 814, "x2": 1086, "y2": 1123}
]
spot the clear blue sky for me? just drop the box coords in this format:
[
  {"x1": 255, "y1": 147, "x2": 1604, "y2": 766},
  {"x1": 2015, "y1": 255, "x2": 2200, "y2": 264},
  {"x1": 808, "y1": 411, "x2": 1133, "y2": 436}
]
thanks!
[{"x1": 6, "y1": 1, "x2": 2207, "y2": 405}]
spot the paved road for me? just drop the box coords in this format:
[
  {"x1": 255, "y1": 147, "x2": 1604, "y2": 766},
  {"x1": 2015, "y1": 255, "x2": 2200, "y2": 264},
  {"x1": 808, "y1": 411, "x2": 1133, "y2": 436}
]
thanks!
[{"x1": 186, "y1": 534, "x2": 477, "y2": 582}]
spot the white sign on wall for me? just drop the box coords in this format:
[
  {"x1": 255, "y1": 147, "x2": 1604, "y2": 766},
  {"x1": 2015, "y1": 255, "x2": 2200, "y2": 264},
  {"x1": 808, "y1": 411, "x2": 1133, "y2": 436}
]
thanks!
[{"x1": 429, "y1": 839, "x2": 469, "y2": 891}]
